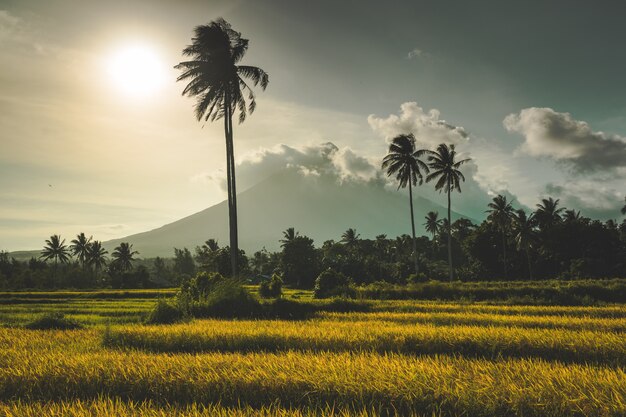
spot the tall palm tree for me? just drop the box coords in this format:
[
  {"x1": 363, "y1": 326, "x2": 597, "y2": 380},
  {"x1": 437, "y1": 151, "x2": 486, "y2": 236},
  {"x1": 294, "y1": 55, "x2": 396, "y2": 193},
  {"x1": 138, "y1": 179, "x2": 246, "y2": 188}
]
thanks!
[
  {"x1": 512, "y1": 210, "x2": 536, "y2": 280},
  {"x1": 70, "y1": 232, "x2": 92, "y2": 271},
  {"x1": 111, "y1": 242, "x2": 138, "y2": 272},
  {"x1": 175, "y1": 18, "x2": 268, "y2": 277},
  {"x1": 621, "y1": 196, "x2": 626, "y2": 215},
  {"x1": 486, "y1": 195, "x2": 514, "y2": 280},
  {"x1": 382, "y1": 133, "x2": 430, "y2": 274},
  {"x1": 426, "y1": 143, "x2": 471, "y2": 281},
  {"x1": 86, "y1": 241, "x2": 108, "y2": 281},
  {"x1": 535, "y1": 197, "x2": 564, "y2": 231},
  {"x1": 280, "y1": 227, "x2": 300, "y2": 248},
  {"x1": 40, "y1": 234, "x2": 71, "y2": 285}
]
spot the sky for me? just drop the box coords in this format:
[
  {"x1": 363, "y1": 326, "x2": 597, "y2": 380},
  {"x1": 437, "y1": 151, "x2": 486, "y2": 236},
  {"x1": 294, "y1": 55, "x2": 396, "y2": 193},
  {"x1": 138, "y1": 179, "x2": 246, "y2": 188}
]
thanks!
[{"x1": 1, "y1": 0, "x2": 625, "y2": 251}]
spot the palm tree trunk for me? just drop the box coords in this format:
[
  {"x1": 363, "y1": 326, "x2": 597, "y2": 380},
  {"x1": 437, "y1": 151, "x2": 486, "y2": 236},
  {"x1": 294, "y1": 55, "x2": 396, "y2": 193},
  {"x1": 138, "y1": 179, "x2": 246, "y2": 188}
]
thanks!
[
  {"x1": 502, "y1": 230, "x2": 508, "y2": 280},
  {"x1": 447, "y1": 181, "x2": 453, "y2": 281},
  {"x1": 53, "y1": 258, "x2": 57, "y2": 288},
  {"x1": 227, "y1": 104, "x2": 239, "y2": 278},
  {"x1": 526, "y1": 248, "x2": 533, "y2": 280},
  {"x1": 408, "y1": 180, "x2": 419, "y2": 274},
  {"x1": 223, "y1": 96, "x2": 238, "y2": 278}
]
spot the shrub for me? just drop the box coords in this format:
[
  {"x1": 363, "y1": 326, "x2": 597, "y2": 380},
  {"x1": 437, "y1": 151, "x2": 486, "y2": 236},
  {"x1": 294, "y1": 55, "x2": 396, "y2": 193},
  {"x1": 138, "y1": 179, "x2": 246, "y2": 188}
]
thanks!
[
  {"x1": 407, "y1": 273, "x2": 428, "y2": 284},
  {"x1": 24, "y1": 312, "x2": 82, "y2": 330},
  {"x1": 259, "y1": 274, "x2": 283, "y2": 299},
  {"x1": 145, "y1": 300, "x2": 185, "y2": 324},
  {"x1": 184, "y1": 278, "x2": 262, "y2": 319},
  {"x1": 314, "y1": 269, "x2": 355, "y2": 299},
  {"x1": 263, "y1": 298, "x2": 315, "y2": 319}
]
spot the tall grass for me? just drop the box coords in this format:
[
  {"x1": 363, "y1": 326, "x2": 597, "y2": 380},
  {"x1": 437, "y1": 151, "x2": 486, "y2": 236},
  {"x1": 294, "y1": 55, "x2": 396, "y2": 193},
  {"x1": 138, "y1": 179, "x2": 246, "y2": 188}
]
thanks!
[
  {"x1": 0, "y1": 400, "x2": 440, "y2": 417},
  {"x1": 102, "y1": 319, "x2": 626, "y2": 365},
  {"x1": 318, "y1": 311, "x2": 626, "y2": 332}
]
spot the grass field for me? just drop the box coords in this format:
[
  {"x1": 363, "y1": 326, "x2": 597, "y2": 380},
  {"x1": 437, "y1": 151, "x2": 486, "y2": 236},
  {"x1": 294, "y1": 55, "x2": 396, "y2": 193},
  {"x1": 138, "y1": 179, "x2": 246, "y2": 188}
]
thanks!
[{"x1": 0, "y1": 289, "x2": 625, "y2": 416}]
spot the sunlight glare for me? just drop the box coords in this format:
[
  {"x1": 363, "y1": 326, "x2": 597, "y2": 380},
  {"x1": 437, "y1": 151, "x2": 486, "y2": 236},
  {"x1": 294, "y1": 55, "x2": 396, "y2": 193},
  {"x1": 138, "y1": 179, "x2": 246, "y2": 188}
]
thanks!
[{"x1": 106, "y1": 44, "x2": 167, "y2": 98}]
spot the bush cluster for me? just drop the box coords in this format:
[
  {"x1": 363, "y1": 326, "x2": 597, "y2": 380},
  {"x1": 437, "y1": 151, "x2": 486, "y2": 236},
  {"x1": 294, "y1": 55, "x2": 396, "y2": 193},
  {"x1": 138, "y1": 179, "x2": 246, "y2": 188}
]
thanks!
[
  {"x1": 314, "y1": 269, "x2": 356, "y2": 299},
  {"x1": 24, "y1": 312, "x2": 82, "y2": 330},
  {"x1": 356, "y1": 278, "x2": 626, "y2": 305},
  {"x1": 259, "y1": 274, "x2": 283, "y2": 298}
]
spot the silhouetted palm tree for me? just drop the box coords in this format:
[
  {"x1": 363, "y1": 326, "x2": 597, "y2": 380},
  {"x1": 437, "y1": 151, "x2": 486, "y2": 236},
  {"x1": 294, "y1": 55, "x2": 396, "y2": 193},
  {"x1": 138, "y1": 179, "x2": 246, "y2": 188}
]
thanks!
[
  {"x1": 512, "y1": 210, "x2": 536, "y2": 280},
  {"x1": 423, "y1": 211, "x2": 442, "y2": 240},
  {"x1": 86, "y1": 241, "x2": 108, "y2": 280},
  {"x1": 175, "y1": 18, "x2": 268, "y2": 277},
  {"x1": 486, "y1": 195, "x2": 514, "y2": 280},
  {"x1": 382, "y1": 133, "x2": 430, "y2": 274},
  {"x1": 426, "y1": 143, "x2": 471, "y2": 281},
  {"x1": 535, "y1": 197, "x2": 564, "y2": 230},
  {"x1": 70, "y1": 232, "x2": 92, "y2": 271},
  {"x1": 280, "y1": 227, "x2": 299, "y2": 248},
  {"x1": 111, "y1": 242, "x2": 138, "y2": 272},
  {"x1": 621, "y1": 197, "x2": 626, "y2": 215},
  {"x1": 341, "y1": 228, "x2": 360, "y2": 248},
  {"x1": 563, "y1": 209, "x2": 582, "y2": 223},
  {"x1": 40, "y1": 234, "x2": 70, "y2": 285},
  {"x1": 202, "y1": 239, "x2": 220, "y2": 252}
]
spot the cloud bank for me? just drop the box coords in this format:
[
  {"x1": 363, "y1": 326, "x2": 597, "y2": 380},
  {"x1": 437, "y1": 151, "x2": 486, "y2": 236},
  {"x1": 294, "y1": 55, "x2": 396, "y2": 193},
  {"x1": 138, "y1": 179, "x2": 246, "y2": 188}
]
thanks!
[
  {"x1": 504, "y1": 107, "x2": 626, "y2": 173},
  {"x1": 544, "y1": 181, "x2": 624, "y2": 219},
  {"x1": 194, "y1": 142, "x2": 383, "y2": 194},
  {"x1": 367, "y1": 102, "x2": 468, "y2": 148}
]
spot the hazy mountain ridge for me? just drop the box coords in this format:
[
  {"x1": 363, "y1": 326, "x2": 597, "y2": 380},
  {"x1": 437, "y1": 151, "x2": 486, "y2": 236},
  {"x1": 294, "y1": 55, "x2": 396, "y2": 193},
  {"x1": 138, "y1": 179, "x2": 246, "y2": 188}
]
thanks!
[
  {"x1": 10, "y1": 169, "x2": 476, "y2": 259},
  {"x1": 101, "y1": 169, "x2": 474, "y2": 257}
]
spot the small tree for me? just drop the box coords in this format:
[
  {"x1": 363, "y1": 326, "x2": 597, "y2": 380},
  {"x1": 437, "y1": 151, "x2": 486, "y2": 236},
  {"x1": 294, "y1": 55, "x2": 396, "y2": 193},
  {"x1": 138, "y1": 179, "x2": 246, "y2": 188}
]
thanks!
[{"x1": 281, "y1": 234, "x2": 317, "y2": 288}]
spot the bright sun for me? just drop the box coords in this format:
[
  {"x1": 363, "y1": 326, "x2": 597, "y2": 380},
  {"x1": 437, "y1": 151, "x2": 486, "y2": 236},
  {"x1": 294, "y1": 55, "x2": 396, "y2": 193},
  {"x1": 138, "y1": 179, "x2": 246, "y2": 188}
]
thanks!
[{"x1": 106, "y1": 44, "x2": 167, "y2": 98}]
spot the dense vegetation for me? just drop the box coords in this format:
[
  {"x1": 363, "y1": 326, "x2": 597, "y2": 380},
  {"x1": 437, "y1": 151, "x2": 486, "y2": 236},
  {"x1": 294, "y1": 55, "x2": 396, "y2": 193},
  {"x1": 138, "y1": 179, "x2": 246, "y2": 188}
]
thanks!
[{"x1": 1, "y1": 196, "x2": 625, "y2": 291}]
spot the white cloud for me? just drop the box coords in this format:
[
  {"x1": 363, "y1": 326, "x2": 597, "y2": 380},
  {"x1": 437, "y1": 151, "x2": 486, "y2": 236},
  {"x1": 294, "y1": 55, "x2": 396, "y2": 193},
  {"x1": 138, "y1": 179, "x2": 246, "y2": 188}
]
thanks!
[
  {"x1": 0, "y1": 10, "x2": 22, "y2": 41},
  {"x1": 504, "y1": 107, "x2": 626, "y2": 173},
  {"x1": 367, "y1": 102, "x2": 468, "y2": 148},
  {"x1": 407, "y1": 48, "x2": 423, "y2": 59},
  {"x1": 193, "y1": 142, "x2": 384, "y2": 194},
  {"x1": 544, "y1": 181, "x2": 624, "y2": 219}
]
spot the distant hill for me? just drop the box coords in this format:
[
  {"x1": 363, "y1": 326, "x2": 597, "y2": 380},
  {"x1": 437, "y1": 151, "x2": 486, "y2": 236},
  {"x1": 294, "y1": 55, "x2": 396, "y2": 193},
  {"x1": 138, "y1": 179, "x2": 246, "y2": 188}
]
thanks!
[{"x1": 99, "y1": 169, "x2": 475, "y2": 258}]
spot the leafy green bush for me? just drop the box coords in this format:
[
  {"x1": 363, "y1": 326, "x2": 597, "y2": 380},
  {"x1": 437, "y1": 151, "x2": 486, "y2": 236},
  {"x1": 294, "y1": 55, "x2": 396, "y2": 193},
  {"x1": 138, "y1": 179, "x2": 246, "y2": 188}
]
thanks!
[
  {"x1": 259, "y1": 274, "x2": 283, "y2": 299},
  {"x1": 314, "y1": 269, "x2": 355, "y2": 299},
  {"x1": 145, "y1": 300, "x2": 185, "y2": 324},
  {"x1": 182, "y1": 278, "x2": 262, "y2": 319},
  {"x1": 24, "y1": 312, "x2": 82, "y2": 330}
]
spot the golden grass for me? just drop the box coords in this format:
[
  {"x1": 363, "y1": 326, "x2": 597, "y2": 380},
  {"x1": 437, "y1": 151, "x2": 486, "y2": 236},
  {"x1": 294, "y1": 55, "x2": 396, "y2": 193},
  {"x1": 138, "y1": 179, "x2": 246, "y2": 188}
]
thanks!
[
  {"x1": 102, "y1": 318, "x2": 626, "y2": 364},
  {"x1": 1, "y1": 294, "x2": 625, "y2": 416},
  {"x1": 318, "y1": 311, "x2": 626, "y2": 332},
  {"x1": 0, "y1": 399, "x2": 437, "y2": 417},
  {"x1": 1, "y1": 328, "x2": 625, "y2": 416}
]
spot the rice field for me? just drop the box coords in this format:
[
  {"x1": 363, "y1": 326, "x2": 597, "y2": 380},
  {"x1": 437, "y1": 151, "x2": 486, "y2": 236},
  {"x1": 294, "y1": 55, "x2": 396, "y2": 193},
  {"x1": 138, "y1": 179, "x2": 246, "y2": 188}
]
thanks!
[{"x1": 0, "y1": 289, "x2": 625, "y2": 416}]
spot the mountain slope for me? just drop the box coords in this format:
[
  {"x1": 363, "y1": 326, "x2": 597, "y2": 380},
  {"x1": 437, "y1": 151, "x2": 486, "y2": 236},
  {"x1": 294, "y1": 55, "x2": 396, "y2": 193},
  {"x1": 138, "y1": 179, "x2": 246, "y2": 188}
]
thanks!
[{"x1": 103, "y1": 170, "x2": 475, "y2": 257}]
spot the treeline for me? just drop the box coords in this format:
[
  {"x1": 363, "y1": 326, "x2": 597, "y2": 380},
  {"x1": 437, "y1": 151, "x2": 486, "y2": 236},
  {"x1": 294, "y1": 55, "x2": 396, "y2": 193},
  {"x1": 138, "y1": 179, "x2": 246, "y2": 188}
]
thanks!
[
  {"x1": 0, "y1": 235, "x2": 151, "y2": 290},
  {"x1": 0, "y1": 196, "x2": 625, "y2": 290},
  {"x1": 204, "y1": 195, "x2": 626, "y2": 288}
]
